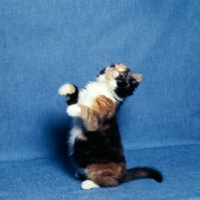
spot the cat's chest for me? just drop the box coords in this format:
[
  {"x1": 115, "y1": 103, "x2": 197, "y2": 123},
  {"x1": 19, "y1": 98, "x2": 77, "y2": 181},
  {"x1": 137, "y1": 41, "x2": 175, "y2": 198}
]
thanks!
[{"x1": 78, "y1": 82, "x2": 114, "y2": 106}]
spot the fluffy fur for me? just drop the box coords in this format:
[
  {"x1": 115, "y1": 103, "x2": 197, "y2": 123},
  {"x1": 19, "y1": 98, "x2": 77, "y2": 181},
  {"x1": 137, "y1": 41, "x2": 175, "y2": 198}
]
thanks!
[{"x1": 58, "y1": 63, "x2": 162, "y2": 189}]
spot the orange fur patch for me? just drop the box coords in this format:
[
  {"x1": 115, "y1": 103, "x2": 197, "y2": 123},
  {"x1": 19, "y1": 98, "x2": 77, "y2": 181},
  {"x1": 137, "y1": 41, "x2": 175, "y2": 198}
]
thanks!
[
  {"x1": 79, "y1": 95, "x2": 115, "y2": 131},
  {"x1": 86, "y1": 162, "x2": 127, "y2": 187},
  {"x1": 92, "y1": 95, "x2": 115, "y2": 119}
]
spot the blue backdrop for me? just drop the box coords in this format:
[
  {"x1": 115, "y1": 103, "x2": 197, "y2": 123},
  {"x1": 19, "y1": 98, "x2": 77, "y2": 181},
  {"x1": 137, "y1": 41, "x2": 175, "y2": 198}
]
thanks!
[{"x1": 1, "y1": 1, "x2": 200, "y2": 199}]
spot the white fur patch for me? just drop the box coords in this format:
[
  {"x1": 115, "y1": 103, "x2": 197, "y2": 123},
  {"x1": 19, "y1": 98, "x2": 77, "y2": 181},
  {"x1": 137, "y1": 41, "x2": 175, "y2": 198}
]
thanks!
[
  {"x1": 67, "y1": 105, "x2": 81, "y2": 117},
  {"x1": 77, "y1": 75, "x2": 120, "y2": 108},
  {"x1": 68, "y1": 123, "x2": 82, "y2": 155},
  {"x1": 58, "y1": 84, "x2": 75, "y2": 96},
  {"x1": 81, "y1": 180, "x2": 100, "y2": 190},
  {"x1": 112, "y1": 70, "x2": 119, "y2": 78}
]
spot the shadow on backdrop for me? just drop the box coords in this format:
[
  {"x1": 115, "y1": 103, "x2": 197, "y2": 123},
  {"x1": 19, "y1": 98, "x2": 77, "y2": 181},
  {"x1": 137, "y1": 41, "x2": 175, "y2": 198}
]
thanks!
[{"x1": 45, "y1": 113, "x2": 76, "y2": 178}]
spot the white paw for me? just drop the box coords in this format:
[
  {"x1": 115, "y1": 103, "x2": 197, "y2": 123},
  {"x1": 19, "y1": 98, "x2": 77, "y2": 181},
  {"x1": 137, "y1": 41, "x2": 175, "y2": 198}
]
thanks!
[
  {"x1": 67, "y1": 105, "x2": 81, "y2": 117},
  {"x1": 81, "y1": 180, "x2": 100, "y2": 190},
  {"x1": 58, "y1": 84, "x2": 75, "y2": 96}
]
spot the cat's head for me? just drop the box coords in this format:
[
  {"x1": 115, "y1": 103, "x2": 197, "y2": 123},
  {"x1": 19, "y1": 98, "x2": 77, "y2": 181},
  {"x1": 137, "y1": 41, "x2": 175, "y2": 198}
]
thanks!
[{"x1": 98, "y1": 63, "x2": 142, "y2": 99}]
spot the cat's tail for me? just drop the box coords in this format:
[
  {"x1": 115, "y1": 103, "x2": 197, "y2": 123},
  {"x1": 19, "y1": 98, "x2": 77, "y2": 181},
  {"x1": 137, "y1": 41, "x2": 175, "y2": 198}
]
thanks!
[{"x1": 122, "y1": 167, "x2": 163, "y2": 183}]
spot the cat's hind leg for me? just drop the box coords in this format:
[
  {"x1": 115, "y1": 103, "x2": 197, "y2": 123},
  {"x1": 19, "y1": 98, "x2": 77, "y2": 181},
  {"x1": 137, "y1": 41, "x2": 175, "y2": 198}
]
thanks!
[
  {"x1": 75, "y1": 168, "x2": 87, "y2": 180},
  {"x1": 58, "y1": 84, "x2": 79, "y2": 105}
]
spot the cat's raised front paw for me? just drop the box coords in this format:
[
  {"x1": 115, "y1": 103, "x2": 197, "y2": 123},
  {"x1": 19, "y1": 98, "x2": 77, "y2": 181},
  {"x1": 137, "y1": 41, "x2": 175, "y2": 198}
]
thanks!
[
  {"x1": 58, "y1": 84, "x2": 76, "y2": 96},
  {"x1": 81, "y1": 180, "x2": 100, "y2": 190},
  {"x1": 67, "y1": 105, "x2": 81, "y2": 117}
]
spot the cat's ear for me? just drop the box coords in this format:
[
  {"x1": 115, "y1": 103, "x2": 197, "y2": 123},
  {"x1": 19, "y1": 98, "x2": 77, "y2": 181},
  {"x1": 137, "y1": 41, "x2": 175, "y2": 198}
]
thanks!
[{"x1": 131, "y1": 74, "x2": 142, "y2": 83}]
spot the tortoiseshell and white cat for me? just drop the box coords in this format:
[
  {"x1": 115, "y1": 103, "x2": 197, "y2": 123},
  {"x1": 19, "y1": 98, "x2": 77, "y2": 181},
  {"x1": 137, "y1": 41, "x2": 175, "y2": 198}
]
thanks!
[{"x1": 58, "y1": 63, "x2": 162, "y2": 190}]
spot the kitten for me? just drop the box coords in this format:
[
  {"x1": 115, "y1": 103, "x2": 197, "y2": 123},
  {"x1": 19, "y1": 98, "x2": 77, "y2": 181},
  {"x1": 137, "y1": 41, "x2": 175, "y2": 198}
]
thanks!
[{"x1": 58, "y1": 63, "x2": 162, "y2": 190}]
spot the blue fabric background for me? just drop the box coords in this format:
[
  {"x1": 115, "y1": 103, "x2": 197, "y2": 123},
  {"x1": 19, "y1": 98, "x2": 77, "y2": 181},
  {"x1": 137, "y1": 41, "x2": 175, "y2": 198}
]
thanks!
[{"x1": 1, "y1": 0, "x2": 200, "y2": 199}]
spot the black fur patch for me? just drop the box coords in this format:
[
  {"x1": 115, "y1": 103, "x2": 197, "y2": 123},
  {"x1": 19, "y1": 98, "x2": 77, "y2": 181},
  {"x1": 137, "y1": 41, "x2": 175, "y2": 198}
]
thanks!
[
  {"x1": 66, "y1": 85, "x2": 79, "y2": 105},
  {"x1": 120, "y1": 167, "x2": 163, "y2": 184},
  {"x1": 99, "y1": 68, "x2": 106, "y2": 75},
  {"x1": 110, "y1": 64, "x2": 116, "y2": 68},
  {"x1": 115, "y1": 76, "x2": 139, "y2": 98},
  {"x1": 72, "y1": 117, "x2": 126, "y2": 168}
]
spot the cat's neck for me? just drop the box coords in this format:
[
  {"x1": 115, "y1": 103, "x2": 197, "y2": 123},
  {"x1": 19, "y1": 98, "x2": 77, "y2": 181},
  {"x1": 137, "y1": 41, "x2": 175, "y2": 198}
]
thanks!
[{"x1": 96, "y1": 75, "x2": 123, "y2": 104}]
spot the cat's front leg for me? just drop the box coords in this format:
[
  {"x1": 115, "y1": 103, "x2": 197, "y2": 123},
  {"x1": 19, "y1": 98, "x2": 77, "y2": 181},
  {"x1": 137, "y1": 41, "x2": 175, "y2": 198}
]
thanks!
[
  {"x1": 67, "y1": 104, "x2": 81, "y2": 117},
  {"x1": 67, "y1": 105, "x2": 99, "y2": 131},
  {"x1": 58, "y1": 83, "x2": 79, "y2": 105}
]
